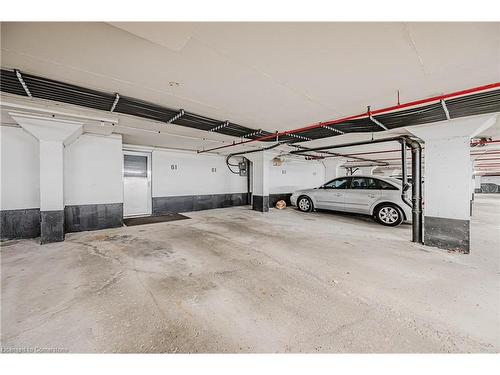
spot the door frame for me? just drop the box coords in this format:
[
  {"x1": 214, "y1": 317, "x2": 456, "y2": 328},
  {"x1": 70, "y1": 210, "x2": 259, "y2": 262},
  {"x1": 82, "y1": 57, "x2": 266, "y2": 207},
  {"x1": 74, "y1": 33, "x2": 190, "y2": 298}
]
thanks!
[{"x1": 122, "y1": 149, "x2": 152, "y2": 218}]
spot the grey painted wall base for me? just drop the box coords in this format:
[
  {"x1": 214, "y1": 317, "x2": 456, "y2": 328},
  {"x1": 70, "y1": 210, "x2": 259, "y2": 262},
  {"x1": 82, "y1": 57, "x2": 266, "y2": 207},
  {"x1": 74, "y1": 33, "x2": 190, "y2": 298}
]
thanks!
[
  {"x1": 0, "y1": 208, "x2": 40, "y2": 240},
  {"x1": 424, "y1": 216, "x2": 470, "y2": 253},
  {"x1": 252, "y1": 195, "x2": 269, "y2": 212},
  {"x1": 2, "y1": 203, "x2": 123, "y2": 241},
  {"x1": 65, "y1": 203, "x2": 123, "y2": 233},
  {"x1": 40, "y1": 210, "x2": 65, "y2": 244},
  {"x1": 153, "y1": 193, "x2": 249, "y2": 215}
]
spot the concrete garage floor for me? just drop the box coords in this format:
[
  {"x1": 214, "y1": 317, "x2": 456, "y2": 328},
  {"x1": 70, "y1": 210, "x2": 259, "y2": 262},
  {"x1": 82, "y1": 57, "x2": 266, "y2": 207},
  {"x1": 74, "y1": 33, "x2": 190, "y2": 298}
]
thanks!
[{"x1": 1, "y1": 195, "x2": 499, "y2": 353}]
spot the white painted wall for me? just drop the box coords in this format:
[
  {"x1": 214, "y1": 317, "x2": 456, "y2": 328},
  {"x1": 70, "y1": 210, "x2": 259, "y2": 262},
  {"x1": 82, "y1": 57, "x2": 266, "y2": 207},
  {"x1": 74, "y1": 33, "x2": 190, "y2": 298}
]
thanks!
[
  {"x1": 9, "y1": 114, "x2": 84, "y2": 212},
  {"x1": 409, "y1": 116, "x2": 496, "y2": 221},
  {"x1": 40, "y1": 140, "x2": 65, "y2": 211},
  {"x1": 0, "y1": 126, "x2": 40, "y2": 210},
  {"x1": 322, "y1": 158, "x2": 347, "y2": 181},
  {"x1": 423, "y1": 137, "x2": 471, "y2": 220},
  {"x1": 1, "y1": 126, "x2": 123, "y2": 211},
  {"x1": 1, "y1": 128, "x2": 323, "y2": 214},
  {"x1": 269, "y1": 158, "x2": 325, "y2": 193},
  {"x1": 152, "y1": 149, "x2": 247, "y2": 197},
  {"x1": 64, "y1": 134, "x2": 123, "y2": 205}
]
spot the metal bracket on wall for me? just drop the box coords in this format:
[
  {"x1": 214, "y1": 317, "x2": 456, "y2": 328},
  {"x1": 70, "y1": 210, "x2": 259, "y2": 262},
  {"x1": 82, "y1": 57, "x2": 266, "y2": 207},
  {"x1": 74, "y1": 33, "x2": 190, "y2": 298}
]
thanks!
[
  {"x1": 166, "y1": 109, "x2": 185, "y2": 124},
  {"x1": 242, "y1": 129, "x2": 263, "y2": 139},
  {"x1": 321, "y1": 124, "x2": 344, "y2": 134},
  {"x1": 209, "y1": 120, "x2": 230, "y2": 132},
  {"x1": 441, "y1": 100, "x2": 451, "y2": 120},
  {"x1": 369, "y1": 115, "x2": 388, "y2": 130},
  {"x1": 14, "y1": 70, "x2": 32, "y2": 98},
  {"x1": 110, "y1": 93, "x2": 120, "y2": 112}
]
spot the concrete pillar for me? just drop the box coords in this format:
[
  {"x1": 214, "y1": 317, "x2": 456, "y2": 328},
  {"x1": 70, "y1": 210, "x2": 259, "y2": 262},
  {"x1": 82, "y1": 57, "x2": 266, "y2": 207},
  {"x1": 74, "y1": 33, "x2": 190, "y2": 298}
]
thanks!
[
  {"x1": 10, "y1": 113, "x2": 82, "y2": 244},
  {"x1": 322, "y1": 158, "x2": 348, "y2": 181},
  {"x1": 408, "y1": 115, "x2": 496, "y2": 253},
  {"x1": 245, "y1": 150, "x2": 273, "y2": 212}
]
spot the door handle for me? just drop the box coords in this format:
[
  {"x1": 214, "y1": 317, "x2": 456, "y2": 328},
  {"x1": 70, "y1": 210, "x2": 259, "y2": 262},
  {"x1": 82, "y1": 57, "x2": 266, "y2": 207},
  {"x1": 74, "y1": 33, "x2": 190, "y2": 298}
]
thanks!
[{"x1": 368, "y1": 194, "x2": 375, "y2": 198}]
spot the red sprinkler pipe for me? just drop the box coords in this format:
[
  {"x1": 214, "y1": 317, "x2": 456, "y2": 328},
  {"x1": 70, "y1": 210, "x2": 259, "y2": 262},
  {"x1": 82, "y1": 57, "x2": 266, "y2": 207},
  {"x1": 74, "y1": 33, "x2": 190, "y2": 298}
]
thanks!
[
  {"x1": 471, "y1": 151, "x2": 500, "y2": 156},
  {"x1": 198, "y1": 81, "x2": 500, "y2": 154},
  {"x1": 473, "y1": 157, "x2": 500, "y2": 161},
  {"x1": 475, "y1": 163, "x2": 500, "y2": 167},
  {"x1": 470, "y1": 139, "x2": 500, "y2": 146}
]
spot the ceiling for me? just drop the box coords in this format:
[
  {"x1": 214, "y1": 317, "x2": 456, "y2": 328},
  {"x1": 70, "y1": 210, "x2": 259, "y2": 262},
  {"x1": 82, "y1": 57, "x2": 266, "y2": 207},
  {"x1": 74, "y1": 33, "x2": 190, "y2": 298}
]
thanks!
[
  {"x1": 1, "y1": 22, "x2": 500, "y2": 166},
  {"x1": 2, "y1": 22, "x2": 499, "y2": 131}
]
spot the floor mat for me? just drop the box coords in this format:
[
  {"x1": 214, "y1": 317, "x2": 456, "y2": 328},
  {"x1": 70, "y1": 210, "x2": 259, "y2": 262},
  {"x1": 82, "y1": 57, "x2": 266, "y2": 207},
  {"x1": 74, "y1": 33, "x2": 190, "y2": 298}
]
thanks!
[{"x1": 124, "y1": 213, "x2": 190, "y2": 226}]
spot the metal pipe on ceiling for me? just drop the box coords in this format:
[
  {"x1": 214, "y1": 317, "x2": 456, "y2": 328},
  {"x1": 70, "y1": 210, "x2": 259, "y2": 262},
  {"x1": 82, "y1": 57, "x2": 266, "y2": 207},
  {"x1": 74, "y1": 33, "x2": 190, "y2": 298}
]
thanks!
[
  {"x1": 3, "y1": 69, "x2": 498, "y2": 153},
  {"x1": 401, "y1": 138, "x2": 409, "y2": 198},
  {"x1": 470, "y1": 139, "x2": 500, "y2": 146},
  {"x1": 408, "y1": 138, "x2": 423, "y2": 244},
  {"x1": 290, "y1": 145, "x2": 390, "y2": 165},
  {"x1": 197, "y1": 81, "x2": 500, "y2": 154},
  {"x1": 289, "y1": 136, "x2": 407, "y2": 155}
]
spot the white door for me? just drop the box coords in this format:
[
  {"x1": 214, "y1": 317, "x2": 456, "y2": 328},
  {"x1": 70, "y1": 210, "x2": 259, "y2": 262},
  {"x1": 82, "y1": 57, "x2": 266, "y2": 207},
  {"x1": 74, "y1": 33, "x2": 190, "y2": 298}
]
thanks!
[{"x1": 123, "y1": 151, "x2": 152, "y2": 217}]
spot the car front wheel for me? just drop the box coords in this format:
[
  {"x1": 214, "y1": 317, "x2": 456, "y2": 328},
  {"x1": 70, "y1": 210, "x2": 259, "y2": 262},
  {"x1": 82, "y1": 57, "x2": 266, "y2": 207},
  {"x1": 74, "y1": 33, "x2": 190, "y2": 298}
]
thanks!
[
  {"x1": 297, "y1": 196, "x2": 313, "y2": 212},
  {"x1": 375, "y1": 204, "x2": 404, "y2": 226}
]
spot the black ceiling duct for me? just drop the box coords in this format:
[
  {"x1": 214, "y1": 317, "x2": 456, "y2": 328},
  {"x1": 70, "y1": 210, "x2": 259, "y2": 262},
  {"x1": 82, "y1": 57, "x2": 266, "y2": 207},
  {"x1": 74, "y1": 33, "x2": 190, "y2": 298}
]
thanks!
[{"x1": 1, "y1": 68, "x2": 499, "y2": 144}]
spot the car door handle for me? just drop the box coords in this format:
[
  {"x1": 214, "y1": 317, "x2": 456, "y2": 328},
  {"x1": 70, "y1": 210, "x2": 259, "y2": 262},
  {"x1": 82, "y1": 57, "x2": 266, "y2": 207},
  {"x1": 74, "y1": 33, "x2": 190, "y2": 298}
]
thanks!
[
  {"x1": 368, "y1": 193, "x2": 375, "y2": 198},
  {"x1": 335, "y1": 193, "x2": 343, "y2": 197}
]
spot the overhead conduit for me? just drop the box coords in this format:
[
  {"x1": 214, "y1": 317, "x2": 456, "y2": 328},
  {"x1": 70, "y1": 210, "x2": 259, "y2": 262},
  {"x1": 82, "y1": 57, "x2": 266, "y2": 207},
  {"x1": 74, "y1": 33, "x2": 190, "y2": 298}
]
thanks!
[
  {"x1": 197, "y1": 82, "x2": 500, "y2": 153},
  {"x1": 1, "y1": 68, "x2": 499, "y2": 151},
  {"x1": 0, "y1": 68, "x2": 276, "y2": 142}
]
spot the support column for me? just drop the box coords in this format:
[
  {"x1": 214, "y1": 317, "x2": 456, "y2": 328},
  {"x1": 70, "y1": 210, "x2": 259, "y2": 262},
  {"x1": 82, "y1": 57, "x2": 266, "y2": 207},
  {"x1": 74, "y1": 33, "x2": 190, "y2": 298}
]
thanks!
[
  {"x1": 10, "y1": 113, "x2": 82, "y2": 244},
  {"x1": 246, "y1": 151, "x2": 273, "y2": 212},
  {"x1": 408, "y1": 115, "x2": 496, "y2": 253},
  {"x1": 322, "y1": 158, "x2": 347, "y2": 181},
  {"x1": 39, "y1": 140, "x2": 65, "y2": 243}
]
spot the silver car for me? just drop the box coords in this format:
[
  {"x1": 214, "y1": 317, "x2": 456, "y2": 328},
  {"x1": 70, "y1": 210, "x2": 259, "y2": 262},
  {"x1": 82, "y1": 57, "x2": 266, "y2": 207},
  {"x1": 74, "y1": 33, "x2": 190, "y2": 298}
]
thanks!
[{"x1": 290, "y1": 175, "x2": 412, "y2": 226}]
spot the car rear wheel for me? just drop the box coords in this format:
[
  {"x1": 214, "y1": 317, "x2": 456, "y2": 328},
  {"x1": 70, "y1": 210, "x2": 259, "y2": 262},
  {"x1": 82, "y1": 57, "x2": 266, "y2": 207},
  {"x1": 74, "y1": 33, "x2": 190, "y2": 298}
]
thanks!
[
  {"x1": 375, "y1": 204, "x2": 403, "y2": 226},
  {"x1": 297, "y1": 196, "x2": 313, "y2": 212}
]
